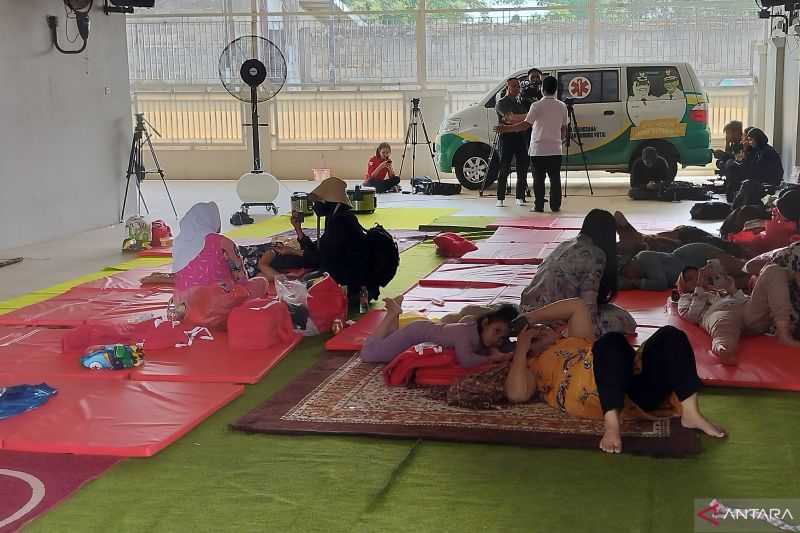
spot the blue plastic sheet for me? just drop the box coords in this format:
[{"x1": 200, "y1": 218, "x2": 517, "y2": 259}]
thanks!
[{"x1": 0, "y1": 384, "x2": 57, "y2": 420}]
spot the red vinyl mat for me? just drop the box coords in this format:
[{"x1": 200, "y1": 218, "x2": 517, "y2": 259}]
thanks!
[
  {"x1": 324, "y1": 310, "x2": 386, "y2": 352},
  {"x1": 136, "y1": 247, "x2": 172, "y2": 258},
  {"x1": 460, "y1": 242, "x2": 548, "y2": 265},
  {"x1": 637, "y1": 321, "x2": 800, "y2": 391},
  {"x1": 0, "y1": 326, "x2": 130, "y2": 381},
  {"x1": 489, "y1": 216, "x2": 673, "y2": 232},
  {"x1": 419, "y1": 263, "x2": 538, "y2": 288},
  {"x1": 614, "y1": 290, "x2": 675, "y2": 327},
  {"x1": 80, "y1": 267, "x2": 173, "y2": 291},
  {"x1": 0, "y1": 450, "x2": 119, "y2": 533},
  {"x1": 0, "y1": 287, "x2": 172, "y2": 327},
  {"x1": 131, "y1": 331, "x2": 302, "y2": 384},
  {"x1": 484, "y1": 227, "x2": 578, "y2": 244},
  {"x1": 0, "y1": 377, "x2": 243, "y2": 457}
]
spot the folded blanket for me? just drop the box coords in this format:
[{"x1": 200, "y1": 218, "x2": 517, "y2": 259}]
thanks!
[{"x1": 383, "y1": 346, "x2": 492, "y2": 387}]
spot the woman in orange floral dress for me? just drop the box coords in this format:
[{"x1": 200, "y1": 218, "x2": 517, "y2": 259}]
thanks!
[{"x1": 504, "y1": 299, "x2": 726, "y2": 454}]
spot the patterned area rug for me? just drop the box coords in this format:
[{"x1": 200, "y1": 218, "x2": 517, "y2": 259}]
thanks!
[{"x1": 233, "y1": 354, "x2": 700, "y2": 457}]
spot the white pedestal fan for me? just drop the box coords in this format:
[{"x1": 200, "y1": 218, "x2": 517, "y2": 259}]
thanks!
[{"x1": 218, "y1": 35, "x2": 287, "y2": 225}]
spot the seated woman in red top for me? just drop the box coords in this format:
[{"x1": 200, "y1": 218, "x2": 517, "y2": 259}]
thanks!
[{"x1": 365, "y1": 142, "x2": 401, "y2": 193}]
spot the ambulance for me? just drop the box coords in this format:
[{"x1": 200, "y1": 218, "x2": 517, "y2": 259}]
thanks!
[{"x1": 436, "y1": 63, "x2": 712, "y2": 189}]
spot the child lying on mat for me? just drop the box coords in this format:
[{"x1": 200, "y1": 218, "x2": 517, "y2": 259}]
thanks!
[
  {"x1": 360, "y1": 297, "x2": 517, "y2": 368},
  {"x1": 446, "y1": 298, "x2": 725, "y2": 454},
  {"x1": 172, "y1": 202, "x2": 267, "y2": 307},
  {"x1": 619, "y1": 243, "x2": 746, "y2": 291},
  {"x1": 676, "y1": 257, "x2": 800, "y2": 364}
]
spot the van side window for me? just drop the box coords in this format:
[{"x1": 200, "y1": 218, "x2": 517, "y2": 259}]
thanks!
[{"x1": 558, "y1": 70, "x2": 620, "y2": 104}]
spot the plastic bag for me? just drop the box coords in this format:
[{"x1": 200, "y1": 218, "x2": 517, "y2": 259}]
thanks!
[
  {"x1": 0, "y1": 384, "x2": 58, "y2": 420},
  {"x1": 275, "y1": 277, "x2": 309, "y2": 307},
  {"x1": 307, "y1": 274, "x2": 348, "y2": 332}
]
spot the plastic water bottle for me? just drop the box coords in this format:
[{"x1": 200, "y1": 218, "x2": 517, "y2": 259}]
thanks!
[{"x1": 359, "y1": 286, "x2": 369, "y2": 314}]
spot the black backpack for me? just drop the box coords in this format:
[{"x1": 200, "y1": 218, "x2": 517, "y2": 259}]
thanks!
[
  {"x1": 365, "y1": 224, "x2": 400, "y2": 287},
  {"x1": 690, "y1": 201, "x2": 733, "y2": 220}
]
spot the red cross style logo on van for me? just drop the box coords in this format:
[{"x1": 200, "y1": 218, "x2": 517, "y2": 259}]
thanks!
[{"x1": 568, "y1": 76, "x2": 591, "y2": 98}]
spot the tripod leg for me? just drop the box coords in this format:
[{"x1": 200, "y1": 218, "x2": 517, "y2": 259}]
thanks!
[
  {"x1": 398, "y1": 121, "x2": 413, "y2": 179},
  {"x1": 135, "y1": 137, "x2": 149, "y2": 215},
  {"x1": 418, "y1": 113, "x2": 441, "y2": 181},
  {"x1": 145, "y1": 132, "x2": 178, "y2": 218},
  {"x1": 570, "y1": 108, "x2": 593, "y2": 195},
  {"x1": 411, "y1": 109, "x2": 417, "y2": 179}
]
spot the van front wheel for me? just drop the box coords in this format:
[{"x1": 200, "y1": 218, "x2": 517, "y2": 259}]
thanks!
[{"x1": 454, "y1": 144, "x2": 491, "y2": 190}]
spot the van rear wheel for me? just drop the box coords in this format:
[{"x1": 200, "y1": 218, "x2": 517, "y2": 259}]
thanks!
[{"x1": 454, "y1": 144, "x2": 491, "y2": 190}]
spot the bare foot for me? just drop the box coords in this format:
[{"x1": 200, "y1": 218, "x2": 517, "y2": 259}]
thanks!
[
  {"x1": 599, "y1": 411, "x2": 623, "y2": 454},
  {"x1": 384, "y1": 296, "x2": 404, "y2": 316},
  {"x1": 681, "y1": 411, "x2": 726, "y2": 438},
  {"x1": 711, "y1": 346, "x2": 737, "y2": 366}
]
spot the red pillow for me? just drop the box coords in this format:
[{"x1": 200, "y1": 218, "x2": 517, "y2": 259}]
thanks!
[
  {"x1": 433, "y1": 233, "x2": 478, "y2": 258},
  {"x1": 227, "y1": 298, "x2": 297, "y2": 350}
]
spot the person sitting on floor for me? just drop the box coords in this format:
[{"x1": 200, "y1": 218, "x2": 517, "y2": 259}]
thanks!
[
  {"x1": 444, "y1": 298, "x2": 725, "y2": 454},
  {"x1": 714, "y1": 120, "x2": 745, "y2": 180},
  {"x1": 359, "y1": 296, "x2": 518, "y2": 368},
  {"x1": 364, "y1": 142, "x2": 401, "y2": 193},
  {"x1": 629, "y1": 147, "x2": 671, "y2": 190},
  {"x1": 619, "y1": 242, "x2": 746, "y2": 291},
  {"x1": 520, "y1": 209, "x2": 636, "y2": 336},
  {"x1": 253, "y1": 177, "x2": 381, "y2": 301},
  {"x1": 724, "y1": 128, "x2": 783, "y2": 202},
  {"x1": 172, "y1": 201, "x2": 267, "y2": 305},
  {"x1": 719, "y1": 179, "x2": 771, "y2": 239},
  {"x1": 676, "y1": 254, "x2": 800, "y2": 364},
  {"x1": 614, "y1": 211, "x2": 749, "y2": 258}
]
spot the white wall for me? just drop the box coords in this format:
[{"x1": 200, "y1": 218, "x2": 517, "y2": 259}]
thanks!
[{"x1": 0, "y1": 2, "x2": 131, "y2": 250}]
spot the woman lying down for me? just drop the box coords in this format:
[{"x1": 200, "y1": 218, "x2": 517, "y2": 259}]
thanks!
[{"x1": 361, "y1": 297, "x2": 725, "y2": 454}]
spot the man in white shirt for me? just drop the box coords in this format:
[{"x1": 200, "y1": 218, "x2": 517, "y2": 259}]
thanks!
[{"x1": 496, "y1": 76, "x2": 567, "y2": 212}]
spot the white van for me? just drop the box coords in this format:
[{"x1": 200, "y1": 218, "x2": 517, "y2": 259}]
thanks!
[{"x1": 436, "y1": 62, "x2": 712, "y2": 189}]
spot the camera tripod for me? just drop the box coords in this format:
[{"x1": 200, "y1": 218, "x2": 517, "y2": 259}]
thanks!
[
  {"x1": 398, "y1": 98, "x2": 440, "y2": 181},
  {"x1": 120, "y1": 113, "x2": 178, "y2": 222},
  {"x1": 563, "y1": 101, "x2": 594, "y2": 197}
]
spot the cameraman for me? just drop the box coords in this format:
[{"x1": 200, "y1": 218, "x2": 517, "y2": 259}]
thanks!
[
  {"x1": 493, "y1": 77, "x2": 531, "y2": 207},
  {"x1": 520, "y1": 68, "x2": 543, "y2": 110},
  {"x1": 496, "y1": 75, "x2": 567, "y2": 212}
]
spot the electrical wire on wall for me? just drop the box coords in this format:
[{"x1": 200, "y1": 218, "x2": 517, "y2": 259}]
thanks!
[{"x1": 48, "y1": 0, "x2": 94, "y2": 55}]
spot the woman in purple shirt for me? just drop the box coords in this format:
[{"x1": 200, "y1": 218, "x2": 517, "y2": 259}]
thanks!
[{"x1": 360, "y1": 297, "x2": 518, "y2": 368}]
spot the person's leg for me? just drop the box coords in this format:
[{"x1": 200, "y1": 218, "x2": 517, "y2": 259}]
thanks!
[
  {"x1": 523, "y1": 298, "x2": 594, "y2": 340},
  {"x1": 674, "y1": 243, "x2": 745, "y2": 274},
  {"x1": 592, "y1": 332, "x2": 637, "y2": 453},
  {"x1": 514, "y1": 137, "x2": 529, "y2": 201},
  {"x1": 531, "y1": 156, "x2": 546, "y2": 210},
  {"x1": 360, "y1": 298, "x2": 441, "y2": 363},
  {"x1": 496, "y1": 136, "x2": 515, "y2": 203},
  {"x1": 256, "y1": 250, "x2": 281, "y2": 281},
  {"x1": 743, "y1": 264, "x2": 800, "y2": 347},
  {"x1": 548, "y1": 155, "x2": 563, "y2": 211},
  {"x1": 385, "y1": 175, "x2": 401, "y2": 190},
  {"x1": 629, "y1": 325, "x2": 725, "y2": 437},
  {"x1": 702, "y1": 304, "x2": 744, "y2": 364},
  {"x1": 366, "y1": 178, "x2": 393, "y2": 194}
]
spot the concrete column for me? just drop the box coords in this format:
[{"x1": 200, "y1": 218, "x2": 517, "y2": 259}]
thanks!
[
  {"x1": 587, "y1": 0, "x2": 597, "y2": 64},
  {"x1": 767, "y1": 36, "x2": 786, "y2": 150}
]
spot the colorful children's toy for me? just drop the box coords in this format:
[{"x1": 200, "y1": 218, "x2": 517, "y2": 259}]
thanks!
[{"x1": 80, "y1": 344, "x2": 144, "y2": 370}]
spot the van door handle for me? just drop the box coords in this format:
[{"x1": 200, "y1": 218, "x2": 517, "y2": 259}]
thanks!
[{"x1": 604, "y1": 110, "x2": 615, "y2": 116}]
